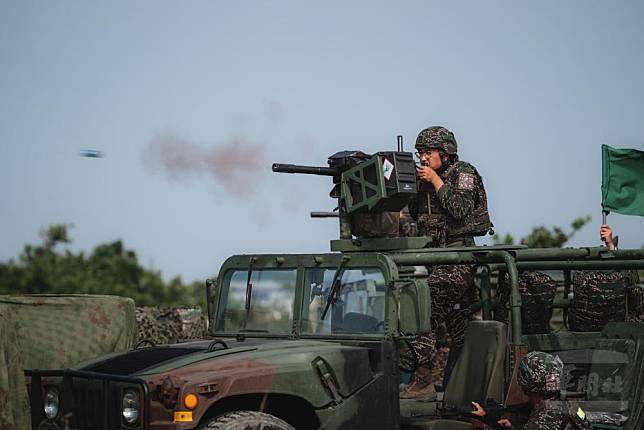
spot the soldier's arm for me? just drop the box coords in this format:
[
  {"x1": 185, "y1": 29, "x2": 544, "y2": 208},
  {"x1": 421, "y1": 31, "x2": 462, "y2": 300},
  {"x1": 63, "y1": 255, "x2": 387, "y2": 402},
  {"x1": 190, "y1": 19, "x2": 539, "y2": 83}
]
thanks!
[
  {"x1": 435, "y1": 168, "x2": 477, "y2": 220},
  {"x1": 517, "y1": 408, "x2": 565, "y2": 430}
]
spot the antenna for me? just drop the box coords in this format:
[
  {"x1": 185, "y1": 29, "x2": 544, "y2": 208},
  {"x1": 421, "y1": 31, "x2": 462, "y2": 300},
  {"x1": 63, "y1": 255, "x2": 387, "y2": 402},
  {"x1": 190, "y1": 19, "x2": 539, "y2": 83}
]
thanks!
[{"x1": 397, "y1": 135, "x2": 403, "y2": 152}]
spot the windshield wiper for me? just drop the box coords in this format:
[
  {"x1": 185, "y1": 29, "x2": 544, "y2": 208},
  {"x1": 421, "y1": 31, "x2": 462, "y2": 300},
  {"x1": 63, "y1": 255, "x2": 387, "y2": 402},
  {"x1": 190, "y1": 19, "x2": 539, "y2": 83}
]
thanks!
[
  {"x1": 321, "y1": 256, "x2": 350, "y2": 321},
  {"x1": 239, "y1": 329, "x2": 269, "y2": 333},
  {"x1": 243, "y1": 257, "x2": 257, "y2": 329}
]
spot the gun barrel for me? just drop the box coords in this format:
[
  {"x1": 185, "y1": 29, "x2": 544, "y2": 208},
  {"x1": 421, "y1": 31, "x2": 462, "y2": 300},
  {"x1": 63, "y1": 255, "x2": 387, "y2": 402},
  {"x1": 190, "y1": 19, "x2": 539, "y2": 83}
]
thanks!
[
  {"x1": 272, "y1": 163, "x2": 337, "y2": 176},
  {"x1": 310, "y1": 212, "x2": 340, "y2": 218}
]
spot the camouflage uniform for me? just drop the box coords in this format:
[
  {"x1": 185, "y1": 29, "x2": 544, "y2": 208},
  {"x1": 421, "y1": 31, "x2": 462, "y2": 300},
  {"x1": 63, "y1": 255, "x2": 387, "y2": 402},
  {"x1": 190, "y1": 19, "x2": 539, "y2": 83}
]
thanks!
[
  {"x1": 569, "y1": 270, "x2": 633, "y2": 331},
  {"x1": 401, "y1": 126, "x2": 490, "y2": 398},
  {"x1": 512, "y1": 352, "x2": 591, "y2": 430},
  {"x1": 495, "y1": 271, "x2": 557, "y2": 334},
  {"x1": 400, "y1": 264, "x2": 475, "y2": 387},
  {"x1": 520, "y1": 401, "x2": 590, "y2": 430},
  {"x1": 408, "y1": 126, "x2": 492, "y2": 247},
  {"x1": 627, "y1": 272, "x2": 644, "y2": 322}
]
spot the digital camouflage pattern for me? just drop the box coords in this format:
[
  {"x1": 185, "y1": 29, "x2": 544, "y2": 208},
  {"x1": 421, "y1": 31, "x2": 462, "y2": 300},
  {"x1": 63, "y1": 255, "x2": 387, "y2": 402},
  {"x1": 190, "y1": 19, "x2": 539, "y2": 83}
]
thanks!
[
  {"x1": 404, "y1": 265, "x2": 475, "y2": 389},
  {"x1": 135, "y1": 306, "x2": 207, "y2": 345},
  {"x1": 518, "y1": 351, "x2": 564, "y2": 396},
  {"x1": 415, "y1": 126, "x2": 458, "y2": 155},
  {"x1": 520, "y1": 401, "x2": 591, "y2": 430},
  {"x1": 496, "y1": 271, "x2": 557, "y2": 334},
  {"x1": 428, "y1": 265, "x2": 477, "y2": 349},
  {"x1": 514, "y1": 352, "x2": 591, "y2": 429},
  {"x1": 409, "y1": 160, "x2": 492, "y2": 246},
  {"x1": 627, "y1": 276, "x2": 644, "y2": 322},
  {"x1": 569, "y1": 271, "x2": 631, "y2": 331}
]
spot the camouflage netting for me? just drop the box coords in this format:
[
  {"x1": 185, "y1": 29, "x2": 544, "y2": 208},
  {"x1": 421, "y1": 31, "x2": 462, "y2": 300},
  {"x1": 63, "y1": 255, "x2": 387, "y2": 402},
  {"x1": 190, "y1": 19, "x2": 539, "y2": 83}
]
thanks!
[
  {"x1": 496, "y1": 271, "x2": 557, "y2": 334},
  {"x1": 0, "y1": 294, "x2": 137, "y2": 430},
  {"x1": 569, "y1": 271, "x2": 630, "y2": 331},
  {"x1": 0, "y1": 306, "x2": 29, "y2": 430},
  {"x1": 135, "y1": 306, "x2": 207, "y2": 345}
]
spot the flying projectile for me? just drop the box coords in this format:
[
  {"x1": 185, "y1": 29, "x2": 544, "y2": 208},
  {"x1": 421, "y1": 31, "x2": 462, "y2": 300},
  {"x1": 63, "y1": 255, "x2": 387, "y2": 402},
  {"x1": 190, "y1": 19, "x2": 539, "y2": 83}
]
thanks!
[{"x1": 79, "y1": 149, "x2": 104, "y2": 158}]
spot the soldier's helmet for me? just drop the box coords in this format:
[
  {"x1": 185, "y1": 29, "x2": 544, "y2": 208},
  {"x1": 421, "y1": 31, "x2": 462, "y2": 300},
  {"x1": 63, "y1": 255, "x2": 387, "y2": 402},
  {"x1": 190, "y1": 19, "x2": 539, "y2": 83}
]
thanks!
[
  {"x1": 415, "y1": 126, "x2": 458, "y2": 155},
  {"x1": 518, "y1": 351, "x2": 564, "y2": 396}
]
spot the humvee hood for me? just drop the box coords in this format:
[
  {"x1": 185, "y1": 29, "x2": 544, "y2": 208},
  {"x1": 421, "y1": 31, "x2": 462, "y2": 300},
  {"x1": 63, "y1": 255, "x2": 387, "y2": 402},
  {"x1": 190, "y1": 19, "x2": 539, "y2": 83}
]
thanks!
[
  {"x1": 78, "y1": 338, "x2": 375, "y2": 405},
  {"x1": 78, "y1": 338, "x2": 268, "y2": 376},
  {"x1": 80, "y1": 339, "x2": 370, "y2": 377},
  {"x1": 151, "y1": 339, "x2": 375, "y2": 406}
]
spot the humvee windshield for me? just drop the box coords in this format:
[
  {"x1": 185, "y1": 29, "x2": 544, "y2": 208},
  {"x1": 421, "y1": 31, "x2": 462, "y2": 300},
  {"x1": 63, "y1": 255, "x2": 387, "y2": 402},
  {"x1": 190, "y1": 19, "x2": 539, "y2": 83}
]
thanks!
[
  {"x1": 214, "y1": 266, "x2": 386, "y2": 337},
  {"x1": 215, "y1": 269, "x2": 297, "y2": 334},
  {"x1": 301, "y1": 268, "x2": 385, "y2": 336}
]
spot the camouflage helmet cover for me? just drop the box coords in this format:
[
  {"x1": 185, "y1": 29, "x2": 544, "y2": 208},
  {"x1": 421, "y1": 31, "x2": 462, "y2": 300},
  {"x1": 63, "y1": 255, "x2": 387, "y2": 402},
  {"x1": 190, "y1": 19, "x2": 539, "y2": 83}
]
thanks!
[
  {"x1": 518, "y1": 351, "x2": 564, "y2": 396},
  {"x1": 415, "y1": 126, "x2": 458, "y2": 155}
]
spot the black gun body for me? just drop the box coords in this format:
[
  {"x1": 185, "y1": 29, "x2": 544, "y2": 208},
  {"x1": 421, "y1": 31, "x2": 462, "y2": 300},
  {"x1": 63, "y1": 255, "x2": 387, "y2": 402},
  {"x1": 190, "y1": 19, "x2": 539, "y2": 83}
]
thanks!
[{"x1": 271, "y1": 163, "x2": 337, "y2": 176}]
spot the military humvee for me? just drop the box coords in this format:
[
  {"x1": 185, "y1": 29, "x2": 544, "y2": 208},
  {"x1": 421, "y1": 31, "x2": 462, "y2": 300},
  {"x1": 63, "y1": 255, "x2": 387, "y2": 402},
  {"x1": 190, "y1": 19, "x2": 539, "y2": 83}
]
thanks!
[{"x1": 26, "y1": 150, "x2": 644, "y2": 429}]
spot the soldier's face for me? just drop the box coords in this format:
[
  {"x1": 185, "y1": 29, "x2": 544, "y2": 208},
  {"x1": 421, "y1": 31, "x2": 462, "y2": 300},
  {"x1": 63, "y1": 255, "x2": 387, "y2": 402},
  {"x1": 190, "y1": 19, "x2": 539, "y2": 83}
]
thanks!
[{"x1": 420, "y1": 150, "x2": 442, "y2": 170}]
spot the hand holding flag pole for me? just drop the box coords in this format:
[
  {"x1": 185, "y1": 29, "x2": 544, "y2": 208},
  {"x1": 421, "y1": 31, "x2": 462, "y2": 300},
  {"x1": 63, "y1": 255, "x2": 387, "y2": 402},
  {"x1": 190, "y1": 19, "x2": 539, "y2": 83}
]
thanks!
[{"x1": 600, "y1": 144, "x2": 644, "y2": 249}]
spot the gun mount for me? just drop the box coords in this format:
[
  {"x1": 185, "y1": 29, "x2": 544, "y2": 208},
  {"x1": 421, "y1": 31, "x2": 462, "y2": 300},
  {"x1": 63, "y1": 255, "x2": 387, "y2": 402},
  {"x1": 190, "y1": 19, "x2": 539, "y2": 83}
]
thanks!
[{"x1": 273, "y1": 150, "x2": 418, "y2": 244}]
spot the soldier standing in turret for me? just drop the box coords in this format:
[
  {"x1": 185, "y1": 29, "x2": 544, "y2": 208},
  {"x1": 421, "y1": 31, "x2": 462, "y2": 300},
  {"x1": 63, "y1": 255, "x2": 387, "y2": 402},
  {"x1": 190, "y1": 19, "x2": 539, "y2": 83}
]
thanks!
[
  {"x1": 401, "y1": 126, "x2": 492, "y2": 399},
  {"x1": 409, "y1": 125, "x2": 492, "y2": 247}
]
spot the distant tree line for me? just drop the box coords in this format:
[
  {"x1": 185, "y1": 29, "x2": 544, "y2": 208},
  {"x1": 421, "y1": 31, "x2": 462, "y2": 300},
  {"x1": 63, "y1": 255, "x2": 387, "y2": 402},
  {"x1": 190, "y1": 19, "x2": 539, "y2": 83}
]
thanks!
[
  {"x1": 493, "y1": 216, "x2": 643, "y2": 279},
  {"x1": 492, "y1": 216, "x2": 592, "y2": 248},
  {"x1": 1, "y1": 218, "x2": 640, "y2": 306},
  {"x1": 0, "y1": 224, "x2": 207, "y2": 307}
]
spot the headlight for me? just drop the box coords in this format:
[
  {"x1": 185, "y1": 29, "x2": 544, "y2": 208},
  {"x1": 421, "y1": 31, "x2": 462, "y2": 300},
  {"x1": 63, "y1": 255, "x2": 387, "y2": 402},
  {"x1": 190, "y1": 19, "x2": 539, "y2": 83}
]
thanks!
[
  {"x1": 43, "y1": 387, "x2": 60, "y2": 419},
  {"x1": 122, "y1": 389, "x2": 140, "y2": 424}
]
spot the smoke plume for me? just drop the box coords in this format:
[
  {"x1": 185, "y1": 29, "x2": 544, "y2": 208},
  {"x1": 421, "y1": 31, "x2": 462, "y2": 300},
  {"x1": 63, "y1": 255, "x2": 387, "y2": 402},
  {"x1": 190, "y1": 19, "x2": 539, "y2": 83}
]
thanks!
[{"x1": 142, "y1": 131, "x2": 267, "y2": 199}]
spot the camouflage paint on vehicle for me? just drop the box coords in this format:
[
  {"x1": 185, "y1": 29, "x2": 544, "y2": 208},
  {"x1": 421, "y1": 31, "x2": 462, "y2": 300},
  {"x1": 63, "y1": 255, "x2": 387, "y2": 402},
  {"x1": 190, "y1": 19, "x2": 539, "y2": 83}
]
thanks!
[{"x1": 24, "y1": 245, "x2": 644, "y2": 430}]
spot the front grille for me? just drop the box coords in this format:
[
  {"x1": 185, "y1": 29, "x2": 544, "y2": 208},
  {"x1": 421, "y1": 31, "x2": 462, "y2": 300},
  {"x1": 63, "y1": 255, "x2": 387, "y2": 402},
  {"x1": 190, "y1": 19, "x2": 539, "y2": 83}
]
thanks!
[
  {"x1": 71, "y1": 381, "x2": 120, "y2": 429},
  {"x1": 25, "y1": 369, "x2": 147, "y2": 430}
]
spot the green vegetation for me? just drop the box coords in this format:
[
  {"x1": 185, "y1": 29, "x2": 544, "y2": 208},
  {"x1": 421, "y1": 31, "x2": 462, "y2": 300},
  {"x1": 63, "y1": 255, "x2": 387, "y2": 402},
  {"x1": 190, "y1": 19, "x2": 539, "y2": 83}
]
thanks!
[
  {"x1": 0, "y1": 224, "x2": 206, "y2": 307},
  {"x1": 492, "y1": 216, "x2": 592, "y2": 248}
]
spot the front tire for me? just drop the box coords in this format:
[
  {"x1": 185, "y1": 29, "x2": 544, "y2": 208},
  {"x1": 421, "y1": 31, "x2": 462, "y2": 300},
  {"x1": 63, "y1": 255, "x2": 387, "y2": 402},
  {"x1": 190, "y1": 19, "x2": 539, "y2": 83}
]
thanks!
[{"x1": 201, "y1": 410, "x2": 295, "y2": 430}]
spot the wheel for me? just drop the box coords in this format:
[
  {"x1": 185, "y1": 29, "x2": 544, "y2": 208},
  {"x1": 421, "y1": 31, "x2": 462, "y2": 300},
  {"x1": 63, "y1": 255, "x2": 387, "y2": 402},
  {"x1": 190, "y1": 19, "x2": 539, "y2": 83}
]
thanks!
[{"x1": 201, "y1": 411, "x2": 295, "y2": 430}]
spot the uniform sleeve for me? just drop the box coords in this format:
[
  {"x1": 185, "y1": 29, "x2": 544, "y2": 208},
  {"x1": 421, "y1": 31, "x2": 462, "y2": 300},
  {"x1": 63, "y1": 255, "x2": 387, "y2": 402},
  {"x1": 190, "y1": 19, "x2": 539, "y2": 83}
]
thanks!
[
  {"x1": 517, "y1": 408, "x2": 566, "y2": 430},
  {"x1": 435, "y1": 164, "x2": 477, "y2": 220}
]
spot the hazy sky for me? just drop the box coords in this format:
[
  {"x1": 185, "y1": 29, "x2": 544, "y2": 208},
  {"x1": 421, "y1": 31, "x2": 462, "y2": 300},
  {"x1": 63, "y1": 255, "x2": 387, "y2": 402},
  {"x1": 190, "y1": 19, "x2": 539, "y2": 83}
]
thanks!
[{"x1": 2, "y1": 1, "x2": 644, "y2": 281}]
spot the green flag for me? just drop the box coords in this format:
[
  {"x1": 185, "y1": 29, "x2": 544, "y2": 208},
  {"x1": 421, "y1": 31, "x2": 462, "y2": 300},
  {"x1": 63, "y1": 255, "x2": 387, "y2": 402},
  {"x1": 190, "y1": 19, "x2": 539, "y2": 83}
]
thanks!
[{"x1": 601, "y1": 144, "x2": 644, "y2": 216}]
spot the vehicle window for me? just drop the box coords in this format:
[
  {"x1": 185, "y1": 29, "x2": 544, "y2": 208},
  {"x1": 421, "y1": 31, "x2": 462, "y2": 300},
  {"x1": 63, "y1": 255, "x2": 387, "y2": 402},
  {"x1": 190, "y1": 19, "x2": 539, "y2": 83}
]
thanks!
[
  {"x1": 302, "y1": 268, "x2": 385, "y2": 336},
  {"x1": 215, "y1": 269, "x2": 297, "y2": 334}
]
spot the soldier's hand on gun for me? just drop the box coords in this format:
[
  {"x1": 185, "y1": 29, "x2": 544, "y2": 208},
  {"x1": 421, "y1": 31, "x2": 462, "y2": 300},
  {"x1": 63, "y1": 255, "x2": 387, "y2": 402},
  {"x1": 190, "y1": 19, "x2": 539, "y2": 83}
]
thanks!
[
  {"x1": 470, "y1": 402, "x2": 486, "y2": 417},
  {"x1": 497, "y1": 418, "x2": 513, "y2": 428},
  {"x1": 600, "y1": 224, "x2": 615, "y2": 251},
  {"x1": 470, "y1": 402, "x2": 513, "y2": 428}
]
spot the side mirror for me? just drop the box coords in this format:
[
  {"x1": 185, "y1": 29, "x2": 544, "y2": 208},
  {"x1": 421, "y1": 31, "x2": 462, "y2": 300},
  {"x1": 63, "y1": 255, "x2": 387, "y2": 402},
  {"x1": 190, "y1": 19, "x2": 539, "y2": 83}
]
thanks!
[{"x1": 398, "y1": 279, "x2": 431, "y2": 335}]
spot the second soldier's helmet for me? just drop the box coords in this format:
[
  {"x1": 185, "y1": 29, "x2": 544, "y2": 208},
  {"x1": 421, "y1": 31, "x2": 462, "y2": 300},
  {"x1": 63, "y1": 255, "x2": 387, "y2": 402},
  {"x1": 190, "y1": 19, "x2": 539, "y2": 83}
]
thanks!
[
  {"x1": 415, "y1": 126, "x2": 458, "y2": 155},
  {"x1": 518, "y1": 351, "x2": 564, "y2": 396}
]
